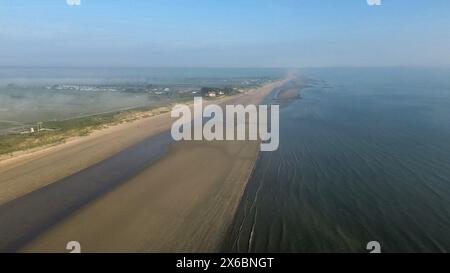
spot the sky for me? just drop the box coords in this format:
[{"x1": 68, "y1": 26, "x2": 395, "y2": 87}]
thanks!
[{"x1": 1, "y1": 0, "x2": 450, "y2": 68}]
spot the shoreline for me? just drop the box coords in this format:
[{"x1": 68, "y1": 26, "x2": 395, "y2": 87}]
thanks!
[
  {"x1": 0, "y1": 87, "x2": 267, "y2": 205},
  {"x1": 0, "y1": 78, "x2": 290, "y2": 252}
]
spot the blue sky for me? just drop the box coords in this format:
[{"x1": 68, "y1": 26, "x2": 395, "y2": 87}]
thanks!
[{"x1": 1, "y1": 0, "x2": 449, "y2": 67}]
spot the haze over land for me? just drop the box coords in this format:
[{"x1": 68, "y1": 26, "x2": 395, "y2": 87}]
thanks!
[{"x1": 0, "y1": 67, "x2": 281, "y2": 133}]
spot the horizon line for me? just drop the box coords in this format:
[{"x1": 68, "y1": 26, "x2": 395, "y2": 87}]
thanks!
[{"x1": 1, "y1": 65, "x2": 450, "y2": 70}]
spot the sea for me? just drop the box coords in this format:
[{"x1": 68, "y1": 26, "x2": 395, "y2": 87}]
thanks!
[
  {"x1": 2, "y1": 66, "x2": 450, "y2": 252},
  {"x1": 222, "y1": 67, "x2": 450, "y2": 252}
]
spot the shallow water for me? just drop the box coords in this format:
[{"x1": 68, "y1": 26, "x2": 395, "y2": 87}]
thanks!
[{"x1": 223, "y1": 68, "x2": 450, "y2": 253}]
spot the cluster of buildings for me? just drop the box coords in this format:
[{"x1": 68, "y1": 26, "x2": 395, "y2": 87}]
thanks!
[{"x1": 206, "y1": 90, "x2": 225, "y2": 97}]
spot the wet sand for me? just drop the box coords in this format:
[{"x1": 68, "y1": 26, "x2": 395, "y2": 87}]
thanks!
[
  {"x1": 0, "y1": 108, "x2": 175, "y2": 205},
  {"x1": 0, "y1": 79, "x2": 288, "y2": 252},
  {"x1": 0, "y1": 90, "x2": 257, "y2": 205},
  {"x1": 22, "y1": 139, "x2": 260, "y2": 252}
]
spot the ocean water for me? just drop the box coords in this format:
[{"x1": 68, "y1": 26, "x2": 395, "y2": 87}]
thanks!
[{"x1": 223, "y1": 68, "x2": 450, "y2": 253}]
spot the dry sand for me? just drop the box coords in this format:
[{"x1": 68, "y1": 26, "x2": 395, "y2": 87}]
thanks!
[
  {"x1": 1, "y1": 79, "x2": 287, "y2": 252},
  {"x1": 0, "y1": 91, "x2": 254, "y2": 205}
]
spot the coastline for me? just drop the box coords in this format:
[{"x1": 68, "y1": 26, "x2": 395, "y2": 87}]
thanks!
[
  {"x1": 0, "y1": 86, "x2": 265, "y2": 205},
  {"x1": 0, "y1": 78, "x2": 289, "y2": 252}
]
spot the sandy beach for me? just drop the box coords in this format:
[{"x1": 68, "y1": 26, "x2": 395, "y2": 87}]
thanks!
[
  {"x1": 0, "y1": 79, "x2": 288, "y2": 252},
  {"x1": 0, "y1": 81, "x2": 281, "y2": 205}
]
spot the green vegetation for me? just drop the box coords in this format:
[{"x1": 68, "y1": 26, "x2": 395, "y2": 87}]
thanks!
[
  {"x1": 0, "y1": 104, "x2": 172, "y2": 156},
  {"x1": 0, "y1": 80, "x2": 268, "y2": 157}
]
